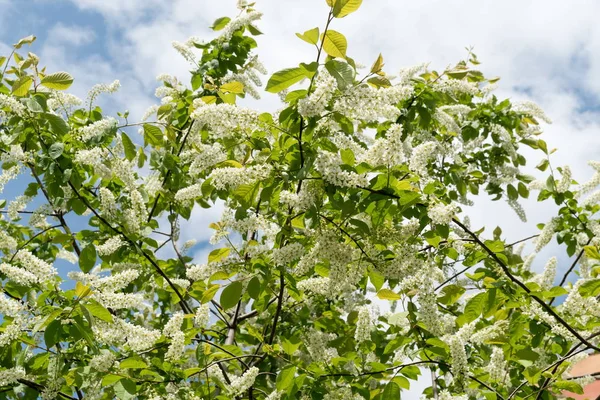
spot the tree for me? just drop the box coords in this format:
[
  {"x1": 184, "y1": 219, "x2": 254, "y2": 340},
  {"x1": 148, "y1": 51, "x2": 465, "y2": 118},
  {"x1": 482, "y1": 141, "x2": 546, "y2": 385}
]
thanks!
[{"x1": 0, "y1": 0, "x2": 599, "y2": 399}]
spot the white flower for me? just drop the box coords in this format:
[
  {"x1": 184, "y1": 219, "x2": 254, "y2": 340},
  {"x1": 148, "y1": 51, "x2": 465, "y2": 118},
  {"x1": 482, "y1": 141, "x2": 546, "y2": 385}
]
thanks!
[
  {"x1": 428, "y1": 202, "x2": 458, "y2": 225},
  {"x1": 0, "y1": 94, "x2": 27, "y2": 117},
  {"x1": 355, "y1": 305, "x2": 372, "y2": 343},
  {"x1": 87, "y1": 80, "x2": 120, "y2": 105},
  {"x1": 78, "y1": 117, "x2": 117, "y2": 141},
  {"x1": 0, "y1": 366, "x2": 27, "y2": 386},
  {"x1": 89, "y1": 351, "x2": 116, "y2": 372},
  {"x1": 228, "y1": 367, "x2": 259, "y2": 396},
  {"x1": 56, "y1": 248, "x2": 78, "y2": 264},
  {"x1": 96, "y1": 236, "x2": 124, "y2": 256},
  {"x1": 194, "y1": 303, "x2": 210, "y2": 328},
  {"x1": 534, "y1": 218, "x2": 557, "y2": 252},
  {"x1": 217, "y1": 11, "x2": 263, "y2": 43},
  {"x1": 513, "y1": 100, "x2": 552, "y2": 124},
  {"x1": 298, "y1": 69, "x2": 336, "y2": 117},
  {"x1": 486, "y1": 347, "x2": 507, "y2": 383},
  {"x1": 409, "y1": 141, "x2": 437, "y2": 176}
]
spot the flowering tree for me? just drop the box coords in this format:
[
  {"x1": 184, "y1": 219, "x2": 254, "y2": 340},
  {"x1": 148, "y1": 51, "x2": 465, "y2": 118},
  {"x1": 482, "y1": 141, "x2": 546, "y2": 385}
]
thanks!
[{"x1": 0, "y1": 1, "x2": 599, "y2": 399}]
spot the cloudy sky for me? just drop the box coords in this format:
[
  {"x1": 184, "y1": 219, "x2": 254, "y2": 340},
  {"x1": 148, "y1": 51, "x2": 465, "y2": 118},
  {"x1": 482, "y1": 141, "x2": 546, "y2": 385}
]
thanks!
[{"x1": 2, "y1": 0, "x2": 600, "y2": 396}]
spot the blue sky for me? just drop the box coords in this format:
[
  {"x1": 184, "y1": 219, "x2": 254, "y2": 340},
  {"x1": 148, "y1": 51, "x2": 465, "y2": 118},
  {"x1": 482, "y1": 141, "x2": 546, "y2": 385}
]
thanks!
[{"x1": 2, "y1": 0, "x2": 600, "y2": 396}]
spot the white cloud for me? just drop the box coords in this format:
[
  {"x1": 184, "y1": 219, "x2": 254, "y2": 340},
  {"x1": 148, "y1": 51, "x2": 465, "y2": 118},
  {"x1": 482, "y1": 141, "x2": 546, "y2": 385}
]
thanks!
[{"x1": 46, "y1": 23, "x2": 96, "y2": 46}]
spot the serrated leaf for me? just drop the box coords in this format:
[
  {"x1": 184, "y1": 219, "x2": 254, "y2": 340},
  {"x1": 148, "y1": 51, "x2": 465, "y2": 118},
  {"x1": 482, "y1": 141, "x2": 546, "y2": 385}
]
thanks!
[
  {"x1": 211, "y1": 17, "x2": 231, "y2": 31},
  {"x1": 120, "y1": 357, "x2": 148, "y2": 369},
  {"x1": 11, "y1": 75, "x2": 32, "y2": 96},
  {"x1": 201, "y1": 284, "x2": 220, "y2": 304},
  {"x1": 266, "y1": 67, "x2": 307, "y2": 93},
  {"x1": 220, "y1": 81, "x2": 244, "y2": 94},
  {"x1": 462, "y1": 292, "x2": 485, "y2": 323},
  {"x1": 121, "y1": 132, "x2": 136, "y2": 161},
  {"x1": 578, "y1": 278, "x2": 600, "y2": 297},
  {"x1": 296, "y1": 27, "x2": 319, "y2": 45},
  {"x1": 333, "y1": 0, "x2": 363, "y2": 18},
  {"x1": 143, "y1": 124, "x2": 163, "y2": 147},
  {"x1": 79, "y1": 245, "x2": 96, "y2": 273},
  {"x1": 371, "y1": 53, "x2": 384, "y2": 73},
  {"x1": 208, "y1": 248, "x2": 230, "y2": 264},
  {"x1": 86, "y1": 299, "x2": 113, "y2": 323},
  {"x1": 276, "y1": 366, "x2": 296, "y2": 391},
  {"x1": 42, "y1": 113, "x2": 70, "y2": 136},
  {"x1": 48, "y1": 142, "x2": 64, "y2": 159},
  {"x1": 14, "y1": 35, "x2": 36, "y2": 49},
  {"x1": 367, "y1": 76, "x2": 392, "y2": 88},
  {"x1": 40, "y1": 72, "x2": 73, "y2": 90},
  {"x1": 381, "y1": 382, "x2": 400, "y2": 399},
  {"x1": 322, "y1": 30, "x2": 347, "y2": 58},
  {"x1": 220, "y1": 281, "x2": 243, "y2": 310},
  {"x1": 325, "y1": 59, "x2": 355, "y2": 90},
  {"x1": 377, "y1": 289, "x2": 401, "y2": 301}
]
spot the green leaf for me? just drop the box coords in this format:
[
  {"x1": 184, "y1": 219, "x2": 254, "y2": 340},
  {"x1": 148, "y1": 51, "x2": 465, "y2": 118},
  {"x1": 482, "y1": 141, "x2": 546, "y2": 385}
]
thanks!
[
  {"x1": 42, "y1": 113, "x2": 70, "y2": 136},
  {"x1": 296, "y1": 27, "x2": 319, "y2": 45},
  {"x1": 367, "y1": 76, "x2": 392, "y2": 88},
  {"x1": 584, "y1": 245, "x2": 600, "y2": 260},
  {"x1": 79, "y1": 245, "x2": 96, "y2": 273},
  {"x1": 143, "y1": 124, "x2": 164, "y2": 147},
  {"x1": 381, "y1": 382, "x2": 400, "y2": 400},
  {"x1": 120, "y1": 357, "x2": 148, "y2": 369},
  {"x1": 101, "y1": 374, "x2": 123, "y2": 386},
  {"x1": 44, "y1": 319, "x2": 62, "y2": 348},
  {"x1": 40, "y1": 72, "x2": 74, "y2": 90},
  {"x1": 121, "y1": 132, "x2": 136, "y2": 161},
  {"x1": 11, "y1": 76, "x2": 33, "y2": 96},
  {"x1": 220, "y1": 81, "x2": 245, "y2": 94},
  {"x1": 371, "y1": 53, "x2": 384, "y2": 73},
  {"x1": 248, "y1": 276, "x2": 261, "y2": 299},
  {"x1": 325, "y1": 59, "x2": 355, "y2": 90},
  {"x1": 377, "y1": 289, "x2": 401, "y2": 301},
  {"x1": 552, "y1": 380, "x2": 584, "y2": 394},
  {"x1": 281, "y1": 335, "x2": 302, "y2": 355},
  {"x1": 201, "y1": 284, "x2": 220, "y2": 304},
  {"x1": 48, "y1": 143, "x2": 64, "y2": 159},
  {"x1": 578, "y1": 278, "x2": 600, "y2": 297},
  {"x1": 220, "y1": 281, "x2": 243, "y2": 310},
  {"x1": 462, "y1": 292, "x2": 486, "y2": 323},
  {"x1": 439, "y1": 284, "x2": 465, "y2": 305},
  {"x1": 211, "y1": 17, "x2": 231, "y2": 31},
  {"x1": 114, "y1": 379, "x2": 136, "y2": 399},
  {"x1": 86, "y1": 299, "x2": 113, "y2": 323},
  {"x1": 322, "y1": 30, "x2": 347, "y2": 58},
  {"x1": 266, "y1": 67, "x2": 307, "y2": 93},
  {"x1": 208, "y1": 248, "x2": 230, "y2": 264},
  {"x1": 333, "y1": 0, "x2": 363, "y2": 18},
  {"x1": 14, "y1": 35, "x2": 36, "y2": 49},
  {"x1": 276, "y1": 366, "x2": 297, "y2": 391}
]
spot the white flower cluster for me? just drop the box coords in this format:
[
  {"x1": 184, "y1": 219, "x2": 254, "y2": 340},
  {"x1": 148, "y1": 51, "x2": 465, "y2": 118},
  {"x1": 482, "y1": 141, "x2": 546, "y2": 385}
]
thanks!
[
  {"x1": 87, "y1": 80, "x2": 120, "y2": 105},
  {"x1": 172, "y1": 41, "x2": 197, "y2": 65},
  {"x1": 556, "y1": 166, "x2": 572, "y2": 193},
  {"x1": 0, "y1": 293, "x2": 24, "y2": 317},
  {"x1": 0, "y1": 165, "x2": 21, "y2": 195},
  {"x1": 0, "y1": 93, "x2": 27, "y2": 117},
  {"x1": 486, "y1": 347, "x2": 506, "y2": 383},
  {"x1": 364, "y1": 124, "x2": 406, "y2": 167},
  {"x1": 0, "y1": 366, "x2": 27, "y2": 387},
  {"x1": 175, "y1": 183, "x2": 202, "y2": 203},
  {"x1": 448, "y1": 336, "x2": 468, "y2": 387},
  {"x1": 89, "y1": 350, "x2": 116, "y2": 372},
  {"x1": 271, "y1": 242, "x2": 304, "y2": 266},
  {"x1": 124, "y1": 189, "x2": 148, "y2": 234},
  {"x1": 47, "y1": 91, "x2": 82, "y2": 112},
  {"x1": 209, "y1": 164, "x2": 272, "y2": 190},
  {"x1": 0, "y1": 230, "x2": 18, "y2": 252},
  {"x1": 78, "y1": 117, "x2": 117, "y2": 141},
  {"x1": 194, "y1": 303, "x2": 210, "y2": 328},
  {"x1": 434, "y1": 109, "x2": 461, "y2": 134},
  {"x1": 216, "y1": 10, "x2": 263, "y2": 43},
  {"x1": 298, "y1": 69, "x2": 336, "y2": 117},
  {"x1": 469, "y1": 320, "x2": 508, "y2": 345},
  {"x1": 187, "y1": 143, "x2": 227, "y2": 176},
  {"x1": 304, "y1": 329, "x2": 338, "y2": 363},
  {"x1": 577, "y1": 160, "x2": 600, "y2": 196},
  {"x1": 315, "y1": 151, "x2": 368, "y2": 188},
  {"x1": 228, "y1": 366, "x2": 259, "y2": 396},
  {"x1": 433, "y1": 78, "x2": 479, "y2": 96},
  {"x1": 191, "y1": 100, "x2": 262, "y2": 139},
  {"x1": 438, "y1": 391, "x2": 468, "y2": 400},
  {"x1": 7, "y1": 195, "x2": 31, "y2": 220},
  {"x1": 507, "y1": 198, "x2": 527, "y2": 222},
  {"x1": 187, "y1": 263, "x2": 220, "y2": 281},
  {"x1": 74, "y1": 147, "x2": 111, "y2": 179},
  {"x1": 409, "y1": 141, "x2": 437, "y2": 176},
  {"x1": 279, "y1": 180, "x2": 323, "y2": 212},
  {"x1": 333, "y1": 83, "x2": 413, "y2": 122},
  {"x1": 512, "y1": 100, "x2": 552, "y2": 124},
  {"x1": 354, "y1": 305, "x2": 372, "y2": 344},
  {"x1": 530, "y1": 257, "x2": 557, "y2": 290},
  {"x1": 96, "y1": 236, "x2": 124, "y2": 256},
  {"x1": 534, "y1": 218, "x2": 558, "y2": 252},
  {"x1": 99, "y1": 187, "x2": 117, "y2": 217},
  {"x1": 297, "y1": 277, "x2": 331, "y2": 296},
  {"x1": 428, "y1": 202, "x2": 458, "y2": 225},
  {"x1": 56, "y1": 248, "x2": 78, "y2": 264},
  {"x1": 0, "y1": 316, "x2": 24, "y2": 346},
  {"x1": 13, "y1": 250, "x2": 57, "y2": 282},
  {"x1": 93, "y1": 318, "x2": 161, "y2": 352},
  {"x1": 397, "y1": 63, "x2": 428, "y2": 84}
]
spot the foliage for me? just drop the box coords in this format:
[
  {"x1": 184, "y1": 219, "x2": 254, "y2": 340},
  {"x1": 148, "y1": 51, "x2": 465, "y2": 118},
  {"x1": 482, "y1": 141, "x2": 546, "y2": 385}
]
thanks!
[{"x1": 0, "y1": 0, "x2": 599, "y2": 399}]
